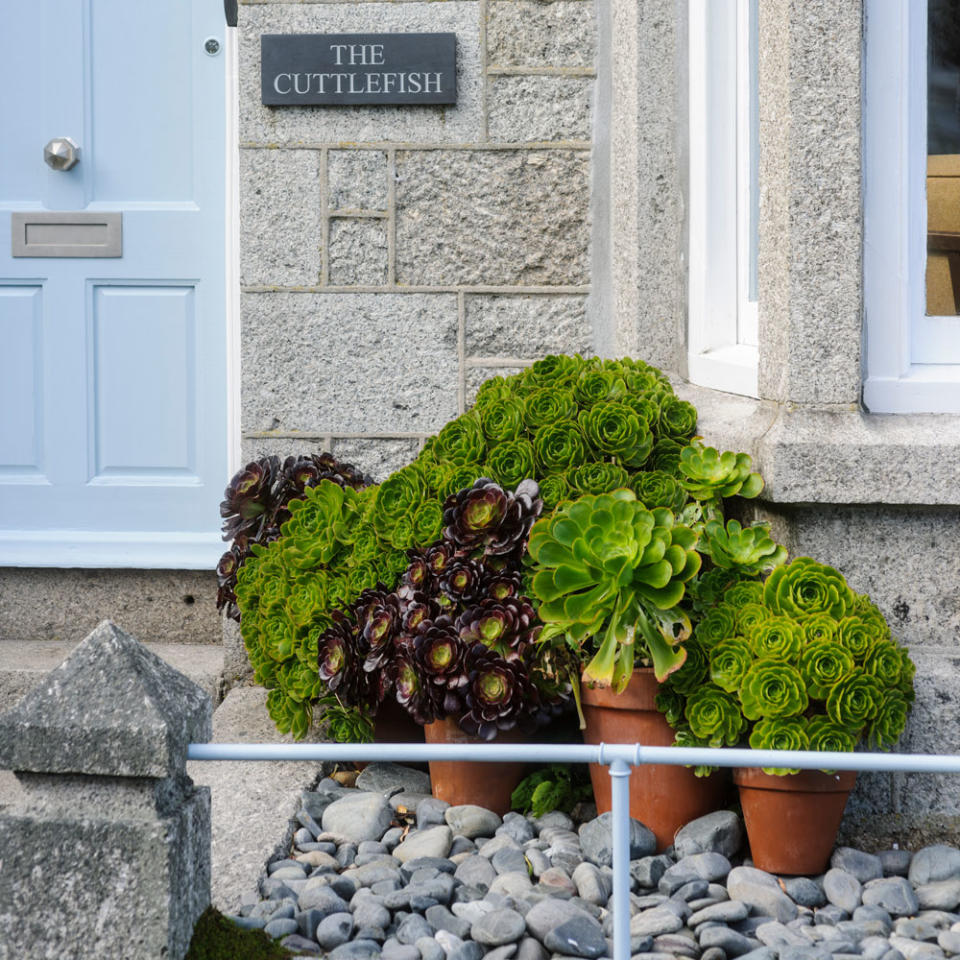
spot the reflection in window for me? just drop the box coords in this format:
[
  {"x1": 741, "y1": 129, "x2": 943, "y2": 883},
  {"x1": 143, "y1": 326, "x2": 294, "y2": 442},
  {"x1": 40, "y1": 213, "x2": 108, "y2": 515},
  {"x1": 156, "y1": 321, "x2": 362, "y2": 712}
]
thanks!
[{"x1": 927, "y1": 0, "x2": 960, "y2": 316}]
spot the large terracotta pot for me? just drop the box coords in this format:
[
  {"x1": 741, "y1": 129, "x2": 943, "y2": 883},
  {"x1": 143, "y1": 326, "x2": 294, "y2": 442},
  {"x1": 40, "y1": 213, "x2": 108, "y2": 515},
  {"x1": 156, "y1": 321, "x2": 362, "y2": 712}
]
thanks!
[
  {"x1": 373, "y1": 697, "x2": 426, "y2": 744},
  {"x1": 581, "y1": 669, "x2": 730, "y2": 852},
  {"x1": 423, "y1": 716, "x2": 526, "y2": 816},
  {"x1": 734, "y1": 766, "x2": 857, "y2": 875}
]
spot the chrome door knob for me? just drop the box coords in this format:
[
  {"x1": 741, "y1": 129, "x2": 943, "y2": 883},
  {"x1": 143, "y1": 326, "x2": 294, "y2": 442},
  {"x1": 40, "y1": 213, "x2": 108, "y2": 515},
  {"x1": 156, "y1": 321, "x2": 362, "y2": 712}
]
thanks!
[{"x1": 43, "y1": 137, "x2": 80, "y2": 171}]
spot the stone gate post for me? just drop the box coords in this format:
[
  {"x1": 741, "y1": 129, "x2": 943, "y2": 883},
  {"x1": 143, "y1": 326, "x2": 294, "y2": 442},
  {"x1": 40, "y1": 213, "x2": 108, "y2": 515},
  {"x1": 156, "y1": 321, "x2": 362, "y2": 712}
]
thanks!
[{"x1": 0, "y1": 620, "x2": 212, "y2": 960}]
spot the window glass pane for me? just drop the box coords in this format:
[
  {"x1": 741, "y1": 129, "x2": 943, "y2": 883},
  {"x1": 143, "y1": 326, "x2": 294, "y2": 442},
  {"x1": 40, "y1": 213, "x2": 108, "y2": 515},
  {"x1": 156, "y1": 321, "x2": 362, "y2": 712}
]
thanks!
[{"x1": 926, "y1": 0, "x2": 960, "y2": 316}]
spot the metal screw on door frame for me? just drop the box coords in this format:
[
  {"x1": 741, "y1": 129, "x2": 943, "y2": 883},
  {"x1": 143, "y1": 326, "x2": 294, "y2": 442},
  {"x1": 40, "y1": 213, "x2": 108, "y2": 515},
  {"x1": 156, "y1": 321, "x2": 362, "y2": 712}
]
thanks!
[
  {"x1": 204, "y1": 37, "x2": 221, "y2": 56},
  {"x1": 43, "y1": 137, "x2": 79, "y2": 171}
]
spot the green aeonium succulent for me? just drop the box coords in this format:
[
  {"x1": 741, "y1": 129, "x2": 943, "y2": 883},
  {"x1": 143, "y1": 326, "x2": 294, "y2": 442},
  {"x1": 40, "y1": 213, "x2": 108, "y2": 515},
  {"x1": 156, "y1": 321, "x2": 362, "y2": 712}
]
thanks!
[
  {"x1": 657, "y1": 558, "x2": 916, "y2": 774},
  {"x1": 527, "y1": 489, "x2": 701, "y2": 690}
]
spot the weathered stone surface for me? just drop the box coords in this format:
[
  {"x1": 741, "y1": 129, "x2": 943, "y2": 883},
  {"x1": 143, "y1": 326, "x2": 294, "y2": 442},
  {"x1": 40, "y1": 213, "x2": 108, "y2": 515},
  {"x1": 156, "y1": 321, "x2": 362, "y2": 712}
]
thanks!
[
  {"x1": 908, "y1": 846, "x2": 960, "y2": 886},
  {"x1": 446, "y1": 805, "x2": 503, "y2": 839},
  {"x1": 862, "y1": 877, "x2": 920, "y2": 917},
  {"x1": 832, "y1": 847, "x2": 884, "y2": 884},
  {"x1": 239, "y1": 4, "x2": 483, "y2": 144},
  {"x1": 471, "y1": 908, "x2": 526, "y2": 946},
  {"x1": 465, "y1": 366, "x2": 526, "y2": 408},
  {"x1": 579, "y1": 812, "x2": 656, "y2": 866},
  {"x1": 464, "y1": 295, "x2": 590, "y2": 359},
  {"x1": 393, "y1": 826, "x2": 453, "y2": 863},
  {"x1": 241, "y1": 292, "x2": 458, "y2": 434},
  {"x1": 488, "y1": 77, "x2": 592, "y2": 142},
  {"x1": 0, "y1": 620, "x2": 211, "y2": 779},
  {"x1": 240, "y1": 148, "x2": 321, "y2": 286},
  {"x1": 487, "y1": 0, "x2": 596, "y2": 68},
  {"x1": 395, "y1": 151, "x2": 590, "y2": 286},
  {"x1": 0, "y1": 780, "x2": 210, "y2": 960},
  {"x1": 328, "y1": 150, "x2": 389, "y2": 212},
  {"x1": 329, "y1": 438, "x2": 422, "y2": 486},
  {"x1": 824, "y1": 869, "x2": 863, "y2": 914},
  {"x1": 329, "y1": 219, "x2": 388, "y2": 286}
]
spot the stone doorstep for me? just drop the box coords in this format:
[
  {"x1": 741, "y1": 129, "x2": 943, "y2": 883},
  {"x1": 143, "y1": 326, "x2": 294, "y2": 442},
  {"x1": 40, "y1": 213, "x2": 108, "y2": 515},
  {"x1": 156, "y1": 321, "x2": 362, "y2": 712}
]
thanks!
[{"x1": 0, "y1": 638, "x2": 225, "y2": 715}]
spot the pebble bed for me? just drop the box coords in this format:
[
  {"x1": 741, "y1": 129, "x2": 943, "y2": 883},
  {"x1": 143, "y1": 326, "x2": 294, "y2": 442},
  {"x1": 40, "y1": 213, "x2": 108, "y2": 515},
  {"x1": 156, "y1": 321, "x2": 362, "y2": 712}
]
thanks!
[{"x1": 228, "y1": 763, "x2": 960, "y2": 960}]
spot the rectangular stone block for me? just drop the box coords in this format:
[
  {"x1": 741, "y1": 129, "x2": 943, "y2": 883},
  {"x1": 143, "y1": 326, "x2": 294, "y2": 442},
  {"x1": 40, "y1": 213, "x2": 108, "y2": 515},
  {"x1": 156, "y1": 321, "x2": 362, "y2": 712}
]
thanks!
[
  {"x1": 465, "y1": 293, "x2": 590, "y2": 358},
  {"x1": 396, "y1": 150, "x2": 590, "y2": 285},
  {"x1": 239, "y1": 3, "x2": 483, "y2": 144},
  {"x1": 240, "y1": 148, "x2": 321, "y2": 286},
  {"x1": 488, "y1": 76, "x2": 592, "y2": 142},
  {"x1": 329, "y1": 218, "x2": 389, "y2": 286},
  {"x1": 0, "y1": 783, "x2": 210, "y2": 960},
  {"x1": 328, "y1": 149, "x2": 389, "y2": 211},
  {"x1": 330, "y1": 437, "x2": 422, "y2": 484},
  {"x1": 465, "y1": 365, "x2": 526, "y2": 409},
  {"x1": 241, "y1": 292, "x2": 459, "y2": 434},
  {"x1": 487, "y1": 0, "x2": 596, "y2": 68},
  {"x1": 240, "y1": 436, "x2": 335, "y2": 464}
]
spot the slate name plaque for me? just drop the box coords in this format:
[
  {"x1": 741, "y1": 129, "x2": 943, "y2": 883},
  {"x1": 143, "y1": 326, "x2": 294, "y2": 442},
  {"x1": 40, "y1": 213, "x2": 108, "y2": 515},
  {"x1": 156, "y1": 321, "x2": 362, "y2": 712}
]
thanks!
[{"x1": 261, "y1": 33, "x2": 457, "y2": 106}]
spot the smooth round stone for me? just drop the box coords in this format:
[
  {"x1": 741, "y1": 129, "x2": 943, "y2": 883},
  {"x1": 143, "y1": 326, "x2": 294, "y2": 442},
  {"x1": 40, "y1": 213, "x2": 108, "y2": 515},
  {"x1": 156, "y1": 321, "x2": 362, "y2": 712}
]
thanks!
[
  {"x1": 449, "y1": 943, "x2": 484, "y2": 960},
  {"x1": 357, "y1": 840, "x2": 389, "y2": 856},
  {"x1": 783, "y1": 877, "x2": 826, "y2": 908},
  {"x1": 455, "y1": 855, "x2": 497, "y2": 890},
  {"x1": 863, "y1": 877, "x2": 922, "y2": 917},
  {"x1": 659, "y1": 863, "x2": 702, "y2": 896},
  {"x1": 294, "y1": 827, "x2": 316, "y2": 847},
  {"x1": 264, "y1": 917, "x2": 299, "y2": 939},
  {"x1": 910, "y1": 847, "x2": 960, "y2": 887},
  {"x1": 492, "y1": 846, "x2": 530, "y2": 876},
  {"x1": 630, "y1": 906, "x2": 684, "y2": 938},
  {"x1": 915, "y1": 880, "x2": 960, "y2": 912},
  {"x1": 393, "y1": 826, "x2": 453, "y2": 863},
  {"x1": 680, "y1": 852, "x2": 733, "y2": 882},
  {"x1": 579, "y1": 812, "x2": 656, "y2": 867},
  {"x1": 674, "y1": 880, "x2": 711, "y2": 903},
  {"x1": 534, "y1": 811, "x2": 575, "y2": 833},
  {"x1": 631, "y1": 855, "x2": 672, "y2": 889},
  {"x1": 382, "y1": 941, "x2": 420, "y2": 960},
  {"x1": 538, "y1": 866, "x2": 577, "y2": 896},
  {"x1": 525, "y1": 848, "x2": 551, "y2": 878},
  {"x1": 689, "y1": 899, "x2": 750, "y2": 926},
  {"x1": 938, "y1": 930, "x2": 960, "y2": 953},
  {"x1": 336, "y1": 843, "x2": 358, "y2": 869},
  {"x1": 701, "y1": 949, "x2": 727, "y2": 960},
  {"x1": 321, "y1": 792, "x2": 394, "y2": 844},
  {"x1": 674, "y1": 811, "x2": 744, "y2": 859},
  {"x1": 488, "y1": 872, "x2": 533, "y2": 898},
  {"x1": 832, "y1": 847, "x2": 884, "y2": 884},
  {"x1": 727, "y1": 866, "x2": 798, "y2": 923},
  {"x1": 854, "y1": 905, "x2": 893, "y2": 929},
  {"x1": 418, "y1": 797, "x2": 451, "y2": 829},
  {"x1": 298, "y1": 850, "x2": 341, "y2": 869},
  {"x1": 451, "y1": 900, "x2": 497, "y2": 925},
  {"x1": 515, "y1": 936, "x2": 549, "y2": 960},
  {"x1": 889, "y1": 934, "x2": 946, "y2": 959},
  {"x1": 315, "y1": 912, "x2": 355, "y2": 950},
  {"x1": 756, "y1": 921, "x2": 811, "y2": 949},
  {"x1": 445, "y1": 805, "x2": 503, "y2": 840},
  {"x1": 281, "y1": 933, "x2": 322, "y2": 955},
  {"x1": 328, "y1": 940, "x2": 389, "y2": 960},
  {"x1": 497, "y1": 816, "x2": 535, "y2": 845},
  {"x1": 298, "y1": 884, "x2": 351, "y2": 914},
  {"x1": 418, "y1": 936, "x2": 447, "y2": 960},
  {"x1": 435, "y1": 928, "x2": 466, "y2": 955},
  {"x1": 815, "y1": 903, "x2": 850, "y2": 925},
  {"x1": 355, "y1": 762, "x2": 432, "y2": 796},
  {"x1": 402, "y1": 857, "x2": 456, "y2": 878},
  {"x1": 881, "y1": 849, "x2": 914, "y2": 878},
  {"x1": 449, "y1": 836, "x2": 478, "y2": 857},
  {"x1": 824, "y1": 869, "x2": 863, "y2": 914},
  {"x1": 896, "y1": 918, "x2": 941, "y2": 942},
  {"x1": 543, "y1": 914, "x2": 608, "y2": 959},
  {"x1": 397, "y1": 914, "x2": 434, "y2": 945},
  {"x1": 479, "y1": 835, "x2": 524, "y2": 859},
  {"x1": 651, "y1": 933, "x2": 700, "y2": 958},
  {"x1": 571, "y1": 862, "x2": 611, "y2": 905},
  {"x1": 471, "y1": 908, "x2": 526, "y2": 946},
  {"x1": 426, "y1": 905, "x2": 472, "y2": 940},
  {"x1": 229, "y1": 914, "x2": 266, "y2": 930},
  {"x1": 698, "y1": 924, "x2": 761, "y2": 955},
  {"x1": 352, "y1": 899, "x2": 390, "y2": 930},
  {"x1": 482, "y1": 945, "x2": 519, "y2": 960}
]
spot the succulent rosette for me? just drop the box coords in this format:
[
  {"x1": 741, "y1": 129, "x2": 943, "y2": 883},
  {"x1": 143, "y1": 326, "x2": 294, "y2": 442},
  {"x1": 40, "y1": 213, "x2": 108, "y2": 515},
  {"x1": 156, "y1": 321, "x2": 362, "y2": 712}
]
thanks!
[
  {"x1": 664, "y1": 638, "x2": 709, "y2": 696},
  {"x1": 709, "y1": 636, "x2": 754, "y2": 693},
  {"x1": 457, "y1": 597, "x2": 533, "y2": 653},
  {"x1": 573, "y1": 369, "x2": 627, "y2": 407},
  {"x1": 435, "y1": 413, "x2": 487, "y2": 465},
  {"x1": 415, "y1": 621, "x2": 469, "y2": 692},
  {"x1": 538, "y1": 473, "x2": 571, "y2": 510},
  {"x1": 748, "y1": 717, "x2": 810, "y2": 775},
  {"x1": 484, "y1": 440, "x2": 537, "y2": 490},
  {"x1": 679, "y1": 442, "x2": 764, "y2": 501},
  {"x1": 479, "y1": 397, "x2": 526, "y2": 442},
  {"x1": 527, "y1": 489, "x2": 701, "y2": 688},
  {"x1": 657, "y1": 397, "x2": 698, "y2": 440},
  {"x1": 631, "y1": 470, "x2": 688, "y2": 513},
  {"x1": 439, "y1": 558, "x2": 488, "y2": 603},
  {"x1": 660, "y1": 557, "x2": 915, "y2": 773},
  {"x1": 443, "y1": 477, "x2": 542, "y2": 557},
  {"x1": 458, "y1": 644, "x2": 541, "y2": 740},
  {"x1": 532, "y1": 422, "x2": 588, "y2": 472},
  {"x1": 220, "y1": 456, "x2": 283, "y2": 544},
  {"x1": 568, "y1": 462, "x2": 631, "y2": 496},
  {"x1": 522, "y1": 388, "x2": 577, "y2": 429},
  {"x1": 700, "y1": 519, "x2": 787, "y2": 577},
  {"x1": 390, "y1": 646, "x2": 438, "y2": 725},
  {"x1": 684, "y1": 684, "x2": 745, "y2": 747},
  {"x1": 578, "y1": 401, "x2": 653, "y2": 466},
  {"x1": 649, "y1": 438, "x2": 684, "y2": 475}
]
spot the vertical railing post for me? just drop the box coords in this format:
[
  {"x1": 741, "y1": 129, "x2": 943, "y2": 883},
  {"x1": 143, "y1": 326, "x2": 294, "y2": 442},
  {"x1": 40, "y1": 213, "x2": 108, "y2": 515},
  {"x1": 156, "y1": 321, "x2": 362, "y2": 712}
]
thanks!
[{"x1": 609, "y1": 756, "x2": 632, "y2": 960}]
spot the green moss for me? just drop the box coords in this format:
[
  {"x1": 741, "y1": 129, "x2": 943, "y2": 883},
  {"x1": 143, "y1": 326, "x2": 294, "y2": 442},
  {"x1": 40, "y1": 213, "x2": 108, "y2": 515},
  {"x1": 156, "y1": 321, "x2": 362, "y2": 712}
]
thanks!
[{"x1": 185, "y1": 907, "x2": 295, "y2": 960}]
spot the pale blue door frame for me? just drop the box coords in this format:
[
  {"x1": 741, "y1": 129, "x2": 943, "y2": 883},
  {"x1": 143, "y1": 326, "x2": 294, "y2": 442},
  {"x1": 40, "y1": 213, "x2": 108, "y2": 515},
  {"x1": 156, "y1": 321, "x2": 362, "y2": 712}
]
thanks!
[{"x1": 0, "y1": 0, "x2": 229, "y2": 568}]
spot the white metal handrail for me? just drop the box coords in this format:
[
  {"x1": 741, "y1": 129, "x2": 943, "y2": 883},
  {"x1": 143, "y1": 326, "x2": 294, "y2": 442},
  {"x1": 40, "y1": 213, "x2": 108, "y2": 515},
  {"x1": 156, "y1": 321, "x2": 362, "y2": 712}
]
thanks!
[{"x1": 187, "y1": 742, "x2": 960, "y2": 960}]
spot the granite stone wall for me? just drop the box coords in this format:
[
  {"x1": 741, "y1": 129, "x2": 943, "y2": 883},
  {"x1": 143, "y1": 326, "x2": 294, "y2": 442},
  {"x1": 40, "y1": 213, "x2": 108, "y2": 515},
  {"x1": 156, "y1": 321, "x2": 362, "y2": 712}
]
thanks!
[{"x1": 238, "y1": 0, "x2": 597, "y2": 483}]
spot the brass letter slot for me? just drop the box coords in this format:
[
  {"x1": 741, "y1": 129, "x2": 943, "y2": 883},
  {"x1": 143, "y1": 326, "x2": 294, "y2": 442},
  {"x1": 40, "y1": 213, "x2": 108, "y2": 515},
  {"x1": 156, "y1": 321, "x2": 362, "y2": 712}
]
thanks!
[{"x1": 11, "y1": 212, "x2": 122, "y2": 258}]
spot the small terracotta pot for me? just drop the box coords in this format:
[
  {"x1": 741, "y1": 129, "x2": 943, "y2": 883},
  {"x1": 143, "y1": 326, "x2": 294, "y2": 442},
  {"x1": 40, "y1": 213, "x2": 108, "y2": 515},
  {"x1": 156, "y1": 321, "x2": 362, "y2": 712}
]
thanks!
[
  {"x1": 423, "y1": 716, "x2": 527, "y2": 816},
  {"x1": 734, "y1": 766, "x2": 857, "y2": 875},
  {"x1": 581, "y1": 669, "x2": 730, "y2": 852}
]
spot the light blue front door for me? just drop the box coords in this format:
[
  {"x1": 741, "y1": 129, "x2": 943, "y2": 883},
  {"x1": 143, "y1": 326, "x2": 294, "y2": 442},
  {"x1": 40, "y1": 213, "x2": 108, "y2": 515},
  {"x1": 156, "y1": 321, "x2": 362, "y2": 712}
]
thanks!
[{"x1": 0, "y1": 0, "x2": 229, "y2": 567}]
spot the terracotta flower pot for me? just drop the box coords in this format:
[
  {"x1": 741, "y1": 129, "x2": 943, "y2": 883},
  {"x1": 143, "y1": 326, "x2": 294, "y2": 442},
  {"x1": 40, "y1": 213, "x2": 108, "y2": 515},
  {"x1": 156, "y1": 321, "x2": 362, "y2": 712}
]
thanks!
[
  {"x1": 734, "y1": 766, "x2": 857, "y2": 875},
  {"x1": 373, "y1": 697, "x2": 427, "y2": 744},
  {"x1": 423, "y1": 716, "x2": 527, "y2": 816},
  {"x1": 580, "y1": 668, "x2": 730, "y2": 852}
]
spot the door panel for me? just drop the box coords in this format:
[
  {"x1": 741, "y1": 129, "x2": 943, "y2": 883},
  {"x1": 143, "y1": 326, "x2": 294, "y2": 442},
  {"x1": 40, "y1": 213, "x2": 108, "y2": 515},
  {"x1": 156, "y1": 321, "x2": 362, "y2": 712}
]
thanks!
[{"x1": 0, "y1": 0, "x2": 228, "y2": 567}]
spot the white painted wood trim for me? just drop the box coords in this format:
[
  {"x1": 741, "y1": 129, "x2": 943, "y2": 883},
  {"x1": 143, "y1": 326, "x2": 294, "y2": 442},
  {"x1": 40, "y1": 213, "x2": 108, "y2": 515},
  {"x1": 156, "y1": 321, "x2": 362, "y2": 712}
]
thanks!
[
  {"x1": 225, "y1": 22, "x2": 241, "y2": 479},
  {"x1": 863, "y1": 0, "x2": 960, "y2": 411},
  {"x1": 687, "y1": 0, "x2": 759, "y2": 399},
  {"x1": 0, "y1": 531, "x2": 225, "y2": 569}
]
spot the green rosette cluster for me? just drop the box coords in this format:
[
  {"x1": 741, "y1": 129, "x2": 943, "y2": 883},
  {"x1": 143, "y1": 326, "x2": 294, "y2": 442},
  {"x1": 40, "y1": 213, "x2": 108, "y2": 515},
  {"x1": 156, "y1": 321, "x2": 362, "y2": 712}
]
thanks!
[
  {"x1": 526, "y1": 489, "x2": 701, "y2": 690},
  {"x1": 657, "y1": 557, "x2": 916, "y2": 774},
  {"x1": 234, "y1": 480, "x2": 406, "y2": 738}
]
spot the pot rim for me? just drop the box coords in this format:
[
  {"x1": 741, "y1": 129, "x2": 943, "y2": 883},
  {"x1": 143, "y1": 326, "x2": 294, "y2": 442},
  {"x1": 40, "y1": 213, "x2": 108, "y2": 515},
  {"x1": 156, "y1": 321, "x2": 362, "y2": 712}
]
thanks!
[
  {"x1": 580, "y1": 667, "x2": 659, "y2": 711},
  {"x1": 733, "y1": 765, "x2": 857, "y2": 792}
]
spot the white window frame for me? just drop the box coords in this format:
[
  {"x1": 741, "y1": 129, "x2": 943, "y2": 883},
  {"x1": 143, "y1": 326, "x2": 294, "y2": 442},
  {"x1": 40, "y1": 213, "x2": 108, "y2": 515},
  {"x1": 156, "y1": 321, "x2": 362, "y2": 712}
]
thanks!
[
  {"x1": 864, "y1": 0, "x2": 960, "y2": 413},
  {"x1": 687, "y1": 0, "x2": 759, "y2": 399}
]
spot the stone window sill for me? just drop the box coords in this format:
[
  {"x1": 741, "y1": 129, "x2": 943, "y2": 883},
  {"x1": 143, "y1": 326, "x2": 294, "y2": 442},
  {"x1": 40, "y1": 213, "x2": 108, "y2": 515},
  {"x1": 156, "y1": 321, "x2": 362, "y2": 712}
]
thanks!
[{"x1": 675, "y1": 382, "x2": 960, "y2": 506}]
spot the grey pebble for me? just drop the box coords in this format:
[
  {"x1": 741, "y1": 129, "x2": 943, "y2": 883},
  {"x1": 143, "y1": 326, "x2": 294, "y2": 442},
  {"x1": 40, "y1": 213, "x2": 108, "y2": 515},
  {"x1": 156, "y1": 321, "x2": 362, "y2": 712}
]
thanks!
[
  {"x1": 651, "y1": 933, "x2": 700, "y2": 957},
  {"x1": 446, "y1": 805, "x2": 503, "y2": 839},
  {"x1": 282, "y1": 933, "x2": 323, "y2": 955},
  {"x1": 701, "y1": 949, "x2": 728, "y2": 960},
  {"x1": 418, "y1": 937, "x2": 447, "y2": 960},
  {"x1": 629, "y1": 906, "x2": 684, "y2": 938},
  {"x1": 229, "y1": 914, "x2": 266, "y2": 930},
  {"x1": 315, "y1": 912, "x2": 356, "y2": 950},
  {"x1": 783, "y1": 876, "x2": 826, "y2": 908},
  {"x1": 699, "y1": 924, "x2": 762, "y2": 956},
  {"x1": 824, "y1": 869, "x2": 863, "y2": 913},
  {"x1": 579, "y1": 812, "x2": 656, "y2": 867},
  {"x1": 328, "y1": 939, "x2": 384, "y2": 959},
  {"x1": 690, "y1": 899, "x2": 751, "y2": 926},
  {"x1": 632, "y1": 855, "x2": 672, "y2": 889},
  {"x1": 910, "y1": 847, "x2": 960, "y2": 887},
  {"x1": 492, "y1": 846, "x2": 530, "y2": 876},
  {"x1": 382, "y1": 941, "x2": 420, "y2": 960},
  {"x1": 675, "y1": 811, "x2": 744, "y2": 859},
  {"x1": 450, "y1": 944, "x2": 484, "y2": 960},
  {"x1": 481, "y1": 947, "x2": 518, "y2": 960},
  {"x1": 727, "y1": 865, "x2": 798, "y2": 923},
  {"x1": 832, "y1": 847, "x2": 884, "y2": 884},
  {"x1": 542, "y1": 914, "x2": 608, "y2": 959},
  {"x1": 863, "y1": 877, "x2": 922, "y2": 917},
  {"x1": 418, "y1": 797, "x2": 451, "y2": 829},
  {"x1": 881, "y1": 850, "x2": 914, "y2": 878},
  {"x1": 471, "y1": 909, "x2": 526, "y2": 946},
  {"x1": 571, "y1": 862, "x2": 611, "y2": 905},
  {"x1": 264, "y1": 917, "x2": 299, "y2": 939},
  {"x1": 397, "y1": 913, "x2": 434, "y2": 944}
]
